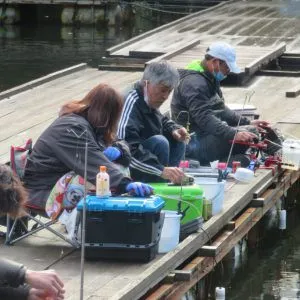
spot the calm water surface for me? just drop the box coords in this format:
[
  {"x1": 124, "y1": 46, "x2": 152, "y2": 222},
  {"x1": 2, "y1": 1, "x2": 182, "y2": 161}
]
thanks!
[
  {"x1": 0, "y1": 14, "x2": 176, "y2": 91},
  {"x1": 2, "y1": 11, "x2": 300, "y2": 300},
  {"x1": 226, "y1": 209, "x2": 300, "y2": 300}
]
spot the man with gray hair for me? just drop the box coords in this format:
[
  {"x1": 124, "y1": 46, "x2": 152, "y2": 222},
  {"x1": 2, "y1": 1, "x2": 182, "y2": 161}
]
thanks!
[{"x1": 118, "y1": 60, "x2": 188, "y2": 183}]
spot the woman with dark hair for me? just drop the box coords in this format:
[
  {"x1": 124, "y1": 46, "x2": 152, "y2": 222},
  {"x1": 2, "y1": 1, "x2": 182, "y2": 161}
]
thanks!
[
  {"x1": 0, "y1": 164, "x2": 65, "y2": 300},
  {"x1": 23, "y1": 83, "x2": 152, "y2": 210}
]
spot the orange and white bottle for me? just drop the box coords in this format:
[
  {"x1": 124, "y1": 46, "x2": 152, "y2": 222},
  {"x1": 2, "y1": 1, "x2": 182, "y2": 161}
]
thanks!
[{"x1": 96, "y1": 166, "x2": 111, "y2": 198}]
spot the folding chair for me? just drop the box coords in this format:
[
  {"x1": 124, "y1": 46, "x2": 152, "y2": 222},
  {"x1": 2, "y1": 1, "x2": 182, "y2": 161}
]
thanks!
[{"x1": 5, "y1": 139, "x2": 78, "y2": 247}]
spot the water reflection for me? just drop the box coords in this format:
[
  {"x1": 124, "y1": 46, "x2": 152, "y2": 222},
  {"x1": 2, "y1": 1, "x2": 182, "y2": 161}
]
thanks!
[
  {"x1": 0, "y1": 13, "x2": 175, "y2": 92},
  {"x1": 226, "y1": 210, "x2": 300, "y2": 300}
]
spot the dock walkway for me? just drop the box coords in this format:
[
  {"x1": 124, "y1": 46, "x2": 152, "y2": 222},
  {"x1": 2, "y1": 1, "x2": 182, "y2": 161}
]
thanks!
[
  {"x1": 1, "y1": 0, "x2": 300, "y2": 298},
  {"x1": 2, "y1": 168, "x2": 298, "y2": 300}
]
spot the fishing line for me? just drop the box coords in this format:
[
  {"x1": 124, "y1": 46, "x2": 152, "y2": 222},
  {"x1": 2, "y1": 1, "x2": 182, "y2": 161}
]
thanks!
[{"x1": 225, "y1": 90, "x2": 255, "y2": 169}]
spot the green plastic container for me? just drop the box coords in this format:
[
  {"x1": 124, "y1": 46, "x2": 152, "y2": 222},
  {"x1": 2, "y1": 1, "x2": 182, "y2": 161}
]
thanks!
[{"x1": 150, "y1": 183, "x2": 203, "y2": 225}]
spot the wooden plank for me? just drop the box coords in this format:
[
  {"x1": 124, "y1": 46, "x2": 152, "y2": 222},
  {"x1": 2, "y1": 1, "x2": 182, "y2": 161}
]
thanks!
[
  {"x1": 253, "y1": 177, "x2": 275, "y2": 198},
  {"x1": 98, "y1": 65, "x2": 145, "y2": 72},
  {"x1": 250, "y1": 197, "x2": 265, "y2": 207},
  {"x1": 146, "y1": 284, "x2": 174, "y2": 300},
  {"x1": 147, "y1": 170, "x2": 300, "y2": 299},
  {"x1": 286, "y1": 85, "x2": 300, "y2": 98},
  {"x1": 129, "y1": 51, "x2": 165, "y2": 59},
  {"x1": 257, "y1": 70, "x2": 300, "y2": 77},
  {"x1": 100, "y1": 57, "x2": 148, "y2": 65},
  {"x1": 146, "y1": 39, "x2": 200, "y2": 65},
  {"x1": 172, "y1": 270, "x2": 193, "y2": 282},
  {"x1": 110, "y1": 170, "x2": 273, "y2": 300},
  {"x1": 245, "y1": 43, "x2": 286, "y2": 75},
  {"x1": 0, "y1": 63, "x2": 87, "y2": 100},
  {"x1": 106, "y1": 0, "x2": 232, "y2": 56}
]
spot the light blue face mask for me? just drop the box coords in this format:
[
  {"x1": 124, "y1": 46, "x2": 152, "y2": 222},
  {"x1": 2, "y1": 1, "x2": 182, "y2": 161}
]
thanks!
[
  {"x1": 214, "y1": 71, "x2": 227, "y2": 82},
  {"x1": 213, "y1": 61, "x2": 227, "y2": 81}
]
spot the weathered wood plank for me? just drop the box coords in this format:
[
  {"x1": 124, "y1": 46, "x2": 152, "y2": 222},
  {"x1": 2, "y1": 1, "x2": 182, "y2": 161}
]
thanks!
[
  {"x1": 146, "y1": 39, "x2": 200, "y2": 65},
  {"x1": 245, "y1": 43, "x2": 286, "y2": 75},
  {"x1": 147, "y1": 170, "x2": 300, "y2": 299},
  {"x1": 286, "y1": 85, "x2": 300, "y2": 98},
  {"x1": 110, "y1": 170, "x2": 273, "y2": 300}
]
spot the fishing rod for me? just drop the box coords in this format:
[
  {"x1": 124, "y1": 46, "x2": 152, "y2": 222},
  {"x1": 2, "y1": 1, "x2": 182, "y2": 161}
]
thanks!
[
  {"x1": 80, "y1": 131, "x2": 88, "y2": 300},
  {"x1": 225, "y1": 90, "x2": 255, "y2": 172}
]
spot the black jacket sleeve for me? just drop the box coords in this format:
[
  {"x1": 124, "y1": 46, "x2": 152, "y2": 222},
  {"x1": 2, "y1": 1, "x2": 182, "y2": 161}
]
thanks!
[
  {"x1": 180, "y1": 75, "x2": 237, "y2": 140},
  {"x1": 118, "y1": 97, "x2": 164, "y2": 177},
  {"x1": 112, "y1": 140, "x2": 131, "y2": 167},
  {"x1": 0, "y1": 259, "x2": 26, "y2": 288},
  {"x1": 0, "y1": 286, "x2": 29, "y2": 300},
  {"x1": 220, "y1": 106, "x2": 250, "y2": 127},
  {"x1": 51, "y1": 122, "x2": 131, "y2": 194},
  {"x1": 162, "y1": 115, "x2": 181, "y2": 138}
]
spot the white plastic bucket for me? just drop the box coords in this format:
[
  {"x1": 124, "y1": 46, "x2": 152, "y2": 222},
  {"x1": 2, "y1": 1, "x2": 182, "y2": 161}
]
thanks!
[
  {"x1": 158, "y1": 210, "x2": 181, "y2": 253},
  {"x1": 191, "y1": 175, "x2": 225, "y2": 216}
]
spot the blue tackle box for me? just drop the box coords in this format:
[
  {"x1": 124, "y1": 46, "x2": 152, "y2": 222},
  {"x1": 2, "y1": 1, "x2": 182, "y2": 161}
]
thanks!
[{"x1": 77, "y1": 195, "x2": 165, "y2": 262}]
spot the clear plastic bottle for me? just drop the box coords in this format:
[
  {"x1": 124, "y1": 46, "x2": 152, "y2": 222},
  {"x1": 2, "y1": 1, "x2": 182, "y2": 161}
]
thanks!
[{"x1": 96, "y1": 166, "x2": 111, "y2": 198}]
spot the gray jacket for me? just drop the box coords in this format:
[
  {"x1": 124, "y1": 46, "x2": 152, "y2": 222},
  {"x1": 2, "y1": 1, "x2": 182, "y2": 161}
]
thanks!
[
  {"x1": 0, "y1": 259, "x2": 29, "y2": 300},
  {"x1": 171, "y1": 69, "x2": 250, "y2": 140},
  {"x1": 24, "y1": 113, "x2": 132, "y2": 208}
]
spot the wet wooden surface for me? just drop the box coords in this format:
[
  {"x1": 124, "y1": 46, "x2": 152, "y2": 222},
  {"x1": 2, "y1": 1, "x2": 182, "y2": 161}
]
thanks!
[{"x1": 0, "y1": 169, "x2": 274, "y2": 300}]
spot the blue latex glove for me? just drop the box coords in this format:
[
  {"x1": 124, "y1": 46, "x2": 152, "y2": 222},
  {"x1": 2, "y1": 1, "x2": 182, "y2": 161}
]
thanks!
[
  {"x1": 103, "y1": 146, "x2": 121, "y2": 161},
  {"x1": 126, "y1": 182, "x2": 154, "y2": 197}
]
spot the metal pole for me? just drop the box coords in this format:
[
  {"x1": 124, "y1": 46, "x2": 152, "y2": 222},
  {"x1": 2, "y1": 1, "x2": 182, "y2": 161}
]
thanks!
[{"x1": 80, "y1": 137, "x2": 88, "y2": 300}]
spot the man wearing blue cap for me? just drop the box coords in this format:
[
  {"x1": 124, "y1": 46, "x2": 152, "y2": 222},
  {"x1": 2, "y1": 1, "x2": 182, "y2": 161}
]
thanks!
[{"x1": 171, "y1": 42, "x2": 269, "y2": 166}]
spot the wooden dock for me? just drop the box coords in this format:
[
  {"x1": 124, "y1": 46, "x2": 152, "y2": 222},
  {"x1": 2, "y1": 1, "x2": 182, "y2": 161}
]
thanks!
[
  {"x1": 107, "y1": 0, "x2": 300, "y2": 57},
  {"x1": 2, "y1": 168, "x2": 299, "y2": 299},
  {"x1": 1, "y1": 0, "x2": 300, "y2": 298}
]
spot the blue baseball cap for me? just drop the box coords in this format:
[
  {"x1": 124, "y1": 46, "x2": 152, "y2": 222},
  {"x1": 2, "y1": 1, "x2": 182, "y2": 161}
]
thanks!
[{"x1": 206, "y1": 42, "x2": 240, "y2": 74}]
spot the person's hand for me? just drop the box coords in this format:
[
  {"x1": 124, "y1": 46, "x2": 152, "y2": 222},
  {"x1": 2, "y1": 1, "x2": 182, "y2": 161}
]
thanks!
[
  {"x1": 161, "y1": 167, "x2": 185, "y2": 184},
  {"x1": 250, "y1": 120, "x2": 270, "y2": 130},
  {"x1": 28, "y1": 288, "x2": 64, "y2": 300},
  {"x1": 25, "y1": 270, "x2": 65, "y2": 299},
  {"x1": 103, "y1": 146, "x2": 121, "y2": 161},
  {"x1": 126, "y1": 182, "x2": 154, "y2": 197},
  {"x1": 235, "y1": 131, "x2": 258, "y2": 142},
  {"x1": 172, "y1": 127, "x2": 189, "y2": 142}
]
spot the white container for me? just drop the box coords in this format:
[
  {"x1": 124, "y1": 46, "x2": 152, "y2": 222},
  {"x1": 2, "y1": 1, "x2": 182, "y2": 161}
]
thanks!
[
  {"x1": 215, "y1": 287, "x2": 226, "y2": 299},
  {"x1": 282, "y1": 139, "x2": 300, "y2": 170},
  {"x1": 279, "y1": 209, "x2": 287, "y2": 230},
  {"x1": 158, "y1": 210, "x2": 181, "y2": 253},
  {"x1": 234, "y1": 168, "x2": 254, "y2": 183},
  {"x1": 190, "y1": 175, "x2": 225, "y2": 216}
]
